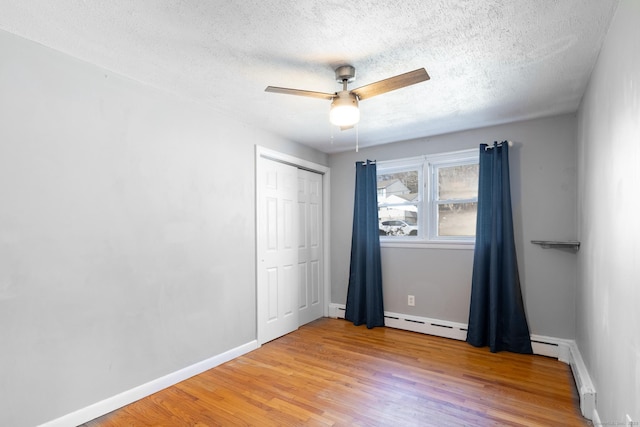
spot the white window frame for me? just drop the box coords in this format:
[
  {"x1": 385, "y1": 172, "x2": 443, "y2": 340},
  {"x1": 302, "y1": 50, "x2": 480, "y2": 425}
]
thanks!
[{"x1": 377, "y1": 149, "x2": 478, "y2": 249}]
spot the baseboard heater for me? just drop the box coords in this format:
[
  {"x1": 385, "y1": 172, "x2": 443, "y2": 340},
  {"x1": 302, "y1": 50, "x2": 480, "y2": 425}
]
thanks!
[
  {"x1": 332, "y1": 305, "x2": 467, "y2": 341},
  {"x1": 567, "y1": 341, "x2": 596, "y2": 419},
  {"x1": 329, "y1": 303, "x2": 595, "y2": 420},
  {"x1": 333, "y1": 304, "x2": 561, "y2": 356}
]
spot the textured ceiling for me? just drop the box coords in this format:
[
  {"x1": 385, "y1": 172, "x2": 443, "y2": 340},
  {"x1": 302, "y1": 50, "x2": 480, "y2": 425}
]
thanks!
[{"x1": 0, "y1": 1, "x2": 619, "y2": 153}]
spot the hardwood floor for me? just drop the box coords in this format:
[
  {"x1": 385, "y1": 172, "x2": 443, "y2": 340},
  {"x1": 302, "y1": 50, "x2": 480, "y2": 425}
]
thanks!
[{"x1": 84, "y1": 318, "x2": 589, "y2": 426}]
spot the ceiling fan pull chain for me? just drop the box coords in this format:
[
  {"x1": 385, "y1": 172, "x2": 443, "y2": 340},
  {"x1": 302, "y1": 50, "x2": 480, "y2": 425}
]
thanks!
[{"x1": 355, "y1": 124, "x2": 359, "y2": 153}]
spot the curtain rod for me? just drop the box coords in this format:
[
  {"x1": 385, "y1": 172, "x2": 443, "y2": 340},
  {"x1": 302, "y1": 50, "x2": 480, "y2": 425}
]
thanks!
[
  {"x1": 484, "y1": 140, "x2": 514, "y2": 150},
  {"x1": 354, "y1": 160, "x2": 376, "y2": 167}
]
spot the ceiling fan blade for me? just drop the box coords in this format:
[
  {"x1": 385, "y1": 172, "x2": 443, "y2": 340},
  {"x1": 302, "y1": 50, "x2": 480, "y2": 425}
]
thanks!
[
  {"x1": 265, "y1": 86, "x2": 335, "y2": 100},
  {"x1": 340, "y1": 125, "x2": 354, "y2": 131},
  {"x1": 351, "y1": 68, "x2": 430, "y2": 100}
]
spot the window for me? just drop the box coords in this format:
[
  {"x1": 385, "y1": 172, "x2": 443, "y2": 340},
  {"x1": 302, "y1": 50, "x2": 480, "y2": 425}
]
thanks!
[{"x1": 377, "y1": 149, "x2": 479, "y2": 245}]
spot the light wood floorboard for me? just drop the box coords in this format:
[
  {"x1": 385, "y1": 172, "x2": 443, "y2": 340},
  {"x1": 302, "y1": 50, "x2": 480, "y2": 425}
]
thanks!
[{"x1": 83, "y1": 318, "x2": 589, "y2": 426}]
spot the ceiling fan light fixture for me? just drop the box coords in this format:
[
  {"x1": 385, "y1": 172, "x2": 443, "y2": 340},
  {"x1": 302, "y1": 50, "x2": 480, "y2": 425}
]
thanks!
[{"x1": 330, "y1": 91, "x2": 359, "y2": 127}]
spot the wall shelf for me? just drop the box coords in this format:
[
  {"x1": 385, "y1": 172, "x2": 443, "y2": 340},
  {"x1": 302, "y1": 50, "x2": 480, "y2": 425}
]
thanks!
[{"x1": 531, "y1": 240, "x2": 581, "y2": 251}]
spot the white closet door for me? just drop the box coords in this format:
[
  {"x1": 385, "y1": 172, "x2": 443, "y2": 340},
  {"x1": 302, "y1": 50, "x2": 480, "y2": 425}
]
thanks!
[
  {"x1": 256, "y1": 158, "x2": 299, "y2": 344},
  {"x1": 297, "y1": 169, "x2": 323, "y2": 326}
]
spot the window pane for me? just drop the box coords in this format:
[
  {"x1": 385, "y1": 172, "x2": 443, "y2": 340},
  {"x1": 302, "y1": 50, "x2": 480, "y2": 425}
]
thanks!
[
  {"x1": 438, "y1": 164, "x2": 479, "y2": 200},
  {"x1": 377, "y1": 170, "x2": 419, "y2": 202},
  {"x1": 377, "y1": 170, "x2": 420, "y2": 237},
  {"x1": 438, "y1": 202, "x2": 477, "y2": 236}
]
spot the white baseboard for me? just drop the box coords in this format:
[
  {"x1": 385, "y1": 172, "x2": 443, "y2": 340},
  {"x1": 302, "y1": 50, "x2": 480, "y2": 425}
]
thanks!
[
  {"x1": 329, "y1": 303, "x2": 595, "y2": 420},
  {"x1": 39, "y1": 340, "x2": 258, "y2": 427}
]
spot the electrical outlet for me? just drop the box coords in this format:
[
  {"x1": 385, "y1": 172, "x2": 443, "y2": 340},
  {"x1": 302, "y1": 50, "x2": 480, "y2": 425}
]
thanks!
[{"x1": 408, "y1": 295, "x2": 415, "y2": 306}]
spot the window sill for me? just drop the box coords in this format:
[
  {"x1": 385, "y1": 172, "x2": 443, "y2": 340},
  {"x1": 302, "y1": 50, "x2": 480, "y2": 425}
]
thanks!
[{"x1": 380, "y1": 240, "x2": 475, "y2": 250}]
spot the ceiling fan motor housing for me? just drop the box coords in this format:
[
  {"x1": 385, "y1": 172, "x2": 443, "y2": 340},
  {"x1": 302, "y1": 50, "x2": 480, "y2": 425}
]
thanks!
[{"x1": 334, "y1": 65, "x2": 356, "y2": 83}]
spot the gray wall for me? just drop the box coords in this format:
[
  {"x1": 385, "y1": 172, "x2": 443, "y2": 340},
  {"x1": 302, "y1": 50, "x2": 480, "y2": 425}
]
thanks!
[
  {"x1": 0, "y1": 30, "x2": 326, "y2": 427},
  {"x1": 330, "y1": 114, "x2": 578, "y2": 339},
  {"x1": 576, "y1": 0, "x2": 639, "y2": 422}
]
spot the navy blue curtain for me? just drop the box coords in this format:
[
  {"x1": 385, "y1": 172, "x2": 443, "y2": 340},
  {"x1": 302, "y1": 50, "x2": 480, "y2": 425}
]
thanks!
[
  {"x1": 467, "y1": 142, "x2": 532, "y2": 354},
  {"x1": 345, "y1": 160, "x2": 385, "y2": 329}
]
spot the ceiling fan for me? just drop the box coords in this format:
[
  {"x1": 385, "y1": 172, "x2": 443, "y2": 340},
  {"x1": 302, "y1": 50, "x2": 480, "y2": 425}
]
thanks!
[{"x1": 265, "y1": 65, "x2": 430, "y2": 129}]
